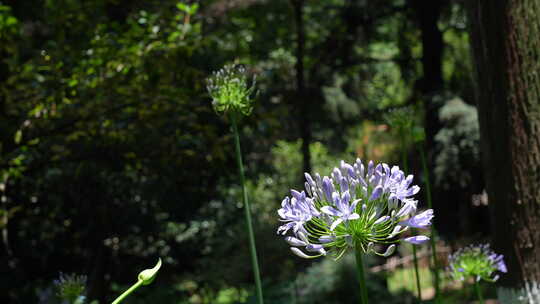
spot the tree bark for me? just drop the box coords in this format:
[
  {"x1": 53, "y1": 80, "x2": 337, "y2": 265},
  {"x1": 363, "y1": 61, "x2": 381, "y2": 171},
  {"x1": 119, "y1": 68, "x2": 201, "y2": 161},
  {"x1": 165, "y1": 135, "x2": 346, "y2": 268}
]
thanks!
[{"x1": 467, "y1": 0, "x2": 540, "y2": 288}]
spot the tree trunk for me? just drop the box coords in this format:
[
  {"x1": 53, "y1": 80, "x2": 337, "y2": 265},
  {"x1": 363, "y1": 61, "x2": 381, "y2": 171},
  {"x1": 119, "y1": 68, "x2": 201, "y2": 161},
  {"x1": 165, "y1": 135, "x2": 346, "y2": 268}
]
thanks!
[
  {"x1": 467, "y1": 0, "x2": 540, "y2": 289},
  {"x1": 410, "y1": 0, "x2": 445, "y2": 149},
  {"x1": 291, "y1": 0, "x2": 312, "y2": 176}
]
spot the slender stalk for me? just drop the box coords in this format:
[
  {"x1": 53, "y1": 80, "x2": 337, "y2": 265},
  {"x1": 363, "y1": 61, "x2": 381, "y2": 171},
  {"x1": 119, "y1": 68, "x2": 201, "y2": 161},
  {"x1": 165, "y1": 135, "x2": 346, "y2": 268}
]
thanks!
[
  {"x1": 419, "y1": 144, "x2": 441, "y2": 303},
  {"x1": 411, "y1": 245, "x2": 422, "y2": 299},
  {"x1": 111, "y1": 280, "x2": 144, "y2": 304},
  {"x1": 474, "y1": 281, "x2": 485, "y2": 304},
  {"x1": 401, "y1": 136, "x2": 422, "y2": 300},
  {"x1": 230, "y1": 112, "x2": 264, "y2": 304},
  {"x1": 354, "y1": 243, "x2": 369, "y2": 304}
]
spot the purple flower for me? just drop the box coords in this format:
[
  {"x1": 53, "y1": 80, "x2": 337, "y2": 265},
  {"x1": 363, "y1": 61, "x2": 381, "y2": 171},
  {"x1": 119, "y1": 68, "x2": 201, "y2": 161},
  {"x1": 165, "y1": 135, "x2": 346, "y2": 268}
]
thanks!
[
  {"x1": 488, "y1": 253, "x2": 507, "y2": 273},
  {"x1": 448, "y1": 243, "x2": 507, "y2": 283},
  {"x1": 285, "y1": 236, "x2": 307, "y2": 247},
  {"x1": 286, "y1": 232, "x2": 327, "y2": 257},
  {"x1": 277, "y1": 192, "x2": 317, "y2": 235},
  {"x1": 290, "y1": 247, "x2": 318, "y2": 259},
  {"x1": 403, "y1": 235, "x2": 430, "y2": 244},
  {"x1": 322, "y1": 176, "x2": 335, "y2": 202},
  {"x1": 395, "y1": 199, "x2": 417, "y2": 218},
  {"x1": 320, "y1": 190, "x2": 360, "y2": 230},
  {"x1": 369, "y1": 185, "x2": 383, "y2": 201},
  {"x1": 399, "y1": 209, "x2": 434, "y2": 228},
  {"x1": 278, "y1": 158, "x2": 434, "y2": 260}
]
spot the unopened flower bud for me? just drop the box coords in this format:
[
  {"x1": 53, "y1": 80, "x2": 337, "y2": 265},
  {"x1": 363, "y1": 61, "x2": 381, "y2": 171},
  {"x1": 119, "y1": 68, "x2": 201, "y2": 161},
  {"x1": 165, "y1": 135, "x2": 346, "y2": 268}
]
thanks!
[{"x1": 138, "y1": 258, "x2": 162, "y2": 285}]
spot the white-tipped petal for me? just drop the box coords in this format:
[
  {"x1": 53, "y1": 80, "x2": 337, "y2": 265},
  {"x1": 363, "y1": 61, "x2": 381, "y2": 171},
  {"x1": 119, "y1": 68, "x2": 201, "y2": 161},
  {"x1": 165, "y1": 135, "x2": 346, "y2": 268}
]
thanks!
[
  {"x1": 297, "y1": 231, "x2": 310, "y2": 243},
  {"x1": 374, "y1": 215, "x2": 390, "y2": 226},
  {"x1": 330, "y1": 218, "x2": 343, "y2": 230},
  {"x1": 382, "y1": 244, "x2": 396, "y2": 257},
  {"x1": 290, "y1": 247, "x2": 321, "y2": 259}
]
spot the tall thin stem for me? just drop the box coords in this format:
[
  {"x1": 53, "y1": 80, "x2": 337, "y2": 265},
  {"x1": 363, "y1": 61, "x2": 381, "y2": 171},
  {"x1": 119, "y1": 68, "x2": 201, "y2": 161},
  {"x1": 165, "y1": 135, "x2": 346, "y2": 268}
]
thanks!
[
  {"x1": 354, "y1": 243, "x2": 369, "y2": 304},
  {"x1": 419, "y1": 143, "x2": 441, "y2": 303},
  {"x1": 230, "y1": 112, "x2": 264, "y2": 304},
  {"x1": 412, "y1": 246, "x2": 422, "y2": 299},
  {"x1": 111, "y1": 280, "x2": 143, "y2": 304},
  {"x1": 474, "y1": 281, "x2": 485, "y2": 304},
  {"x1": 401, "y1": 136, "x2": 422, "y2": 300}
]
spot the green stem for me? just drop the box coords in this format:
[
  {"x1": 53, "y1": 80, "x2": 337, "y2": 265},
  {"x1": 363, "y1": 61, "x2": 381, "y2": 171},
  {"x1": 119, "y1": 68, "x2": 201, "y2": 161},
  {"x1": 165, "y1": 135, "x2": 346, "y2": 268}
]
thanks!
[
  {"x1": 419, "y1": 144, "x2": 441, "y2": 303},
  {"x1": 230, "y1": 112, "x2": 264, "y2": 304},
  {"x1": 354, "y1": 244, "x2": 369, "y2": 304},
  {"x1": 111, "y1": 280, "x2": 144, "y2": 304},
  {"x1": 474, "y1": 281, "x2": 484, "y2": 304},
  {"x1": 412, "y1": 245, "x2": 422, "y2": 299},
  {"x1": 401, "y1": 134, "x2": 422, "y2": 300}
]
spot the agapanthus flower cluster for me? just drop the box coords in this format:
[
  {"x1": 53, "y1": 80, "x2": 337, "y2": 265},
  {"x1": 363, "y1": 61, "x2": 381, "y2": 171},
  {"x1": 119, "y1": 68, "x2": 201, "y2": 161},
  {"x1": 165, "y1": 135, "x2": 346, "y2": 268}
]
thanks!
[
  {"x1": 206, "y1": 64, "x2": 257, "y2": 116},
  {"x1": 448, "y1": 243, "x2": 507, "y2": 282},
  {"x1": 53, "y1": 273, "x2": 87, "y2": 304},
  {"x1": 277, "y1": 158, "x2": 434, "y2": 259}
]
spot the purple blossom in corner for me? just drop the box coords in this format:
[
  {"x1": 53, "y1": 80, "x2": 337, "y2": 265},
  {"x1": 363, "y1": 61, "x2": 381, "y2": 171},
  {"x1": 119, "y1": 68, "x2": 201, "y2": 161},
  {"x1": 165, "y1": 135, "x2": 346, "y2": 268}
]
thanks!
[{"x1": 448, "y1": 243, "x2": 507, "y2": 283}]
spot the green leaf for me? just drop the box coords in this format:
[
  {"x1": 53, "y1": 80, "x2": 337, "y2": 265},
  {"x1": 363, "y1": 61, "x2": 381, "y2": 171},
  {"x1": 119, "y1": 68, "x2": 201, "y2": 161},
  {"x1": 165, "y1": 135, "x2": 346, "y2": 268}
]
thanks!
[
  {"x1": 14, "y1": 130, "x2": 22, "y2": 144},
  {"x1": 189, "y1": 4, "x2": 199, "y2": 15},
  {"x1": 412, "y1": 126, "x2": 425, "y2": 143},
  {"x1": 176, "y1": 3, "x2": 189, "y2": 13}
]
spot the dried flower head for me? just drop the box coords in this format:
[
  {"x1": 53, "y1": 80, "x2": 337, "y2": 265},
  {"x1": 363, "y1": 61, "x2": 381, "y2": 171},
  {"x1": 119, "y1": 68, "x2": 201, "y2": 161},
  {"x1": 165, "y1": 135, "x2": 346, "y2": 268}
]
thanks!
[
  {"x1": 277, "y1": 158, "x2": 433, "y2": 259},
  {"x1": 206, "y1": 64, "x2": 257, "y2": 116},
  {"x1": 448, "y1": 243, "x2": 507, "y2": 283}
]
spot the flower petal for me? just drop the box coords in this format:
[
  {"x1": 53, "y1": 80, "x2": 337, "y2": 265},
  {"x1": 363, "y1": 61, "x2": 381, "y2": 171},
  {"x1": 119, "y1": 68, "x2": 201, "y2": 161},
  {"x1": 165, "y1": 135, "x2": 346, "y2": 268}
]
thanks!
[
  {"x1": 370, "y1": 185, "x2": 383, "y2": 201},
  {"x1": 383, "y1": 244, "x2": 396, "y2": 257},
  {"x1": 403, "y1": 235, "x2": 430, "y2": 245},
  {"x1": 374, "y1": 215, "x2": 390, "y2": 226},
  {"x1": 399, "y1": 209, "x2": 434, "y2": 228},
  {"x1": 321, "y1": 206, "x2": 341, "y2": 216},
  {"x1": 347, "y1": 213, "x2": 360, "y2": 220},
  {"x1": 330, "y1": 218, "x2": 343, "y2": 231},
  {"x1": 285, "y1": 236, "x2": 307, "y2": 247},
  {"x1": 290, "y1": 247, "x2": 321, "y2": 259}
]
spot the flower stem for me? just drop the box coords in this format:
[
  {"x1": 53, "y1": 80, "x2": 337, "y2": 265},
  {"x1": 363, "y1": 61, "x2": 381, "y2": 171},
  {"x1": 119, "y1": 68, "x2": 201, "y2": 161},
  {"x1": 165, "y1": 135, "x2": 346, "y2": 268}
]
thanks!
[
  {"x1": 354, "y1": 243, "x2": 369, "y2": 304},
  {"x1": 111, "y1": 280, "x2": 144, "y2": 304},
  {"x1": 419, "y1": 144, "x2": 441, "y2": 303},
  {"x1": 401, "y1": 137, "x2": 422, "y2": 300},
  {"x1": 474, "y1": 280, "x2": 485, "y2": 304},
  {"x1": 412, "y1": 245, "x2": 422, "y2": 299},
  {"x1": 230, "y1": 112, "x2": 264, "y2": 304}
]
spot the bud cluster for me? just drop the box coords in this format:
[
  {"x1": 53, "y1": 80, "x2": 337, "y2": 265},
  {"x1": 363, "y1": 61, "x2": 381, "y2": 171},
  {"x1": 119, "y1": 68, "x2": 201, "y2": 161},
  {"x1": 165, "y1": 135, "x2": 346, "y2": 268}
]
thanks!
[
  {"x1": 448, "y1": 243, "x2": 507, "y2": 283},
  {"x1": 206, "y1": 64, "x2": 257, "y2": 116}
]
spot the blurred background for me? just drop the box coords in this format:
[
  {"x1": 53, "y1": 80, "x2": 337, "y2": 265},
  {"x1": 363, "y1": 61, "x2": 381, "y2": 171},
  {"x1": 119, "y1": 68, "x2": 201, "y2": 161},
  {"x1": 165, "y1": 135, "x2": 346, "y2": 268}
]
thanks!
[{"x1": 0, "y1": 0, "x2": 492, "y2": 303}]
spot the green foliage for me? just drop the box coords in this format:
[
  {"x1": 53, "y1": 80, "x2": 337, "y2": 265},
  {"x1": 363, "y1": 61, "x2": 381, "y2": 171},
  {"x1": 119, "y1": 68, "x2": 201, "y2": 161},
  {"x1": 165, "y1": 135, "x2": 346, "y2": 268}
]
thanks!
[
  {"x1": 0, "y1": 0, "x2": 476, "y2": 303},
  {"x1": 291, "y1": 254, "x2": 414, "y2": 304},
  {"x1": 433, "y1": 97, "x2": 480, "y2": 189}
]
